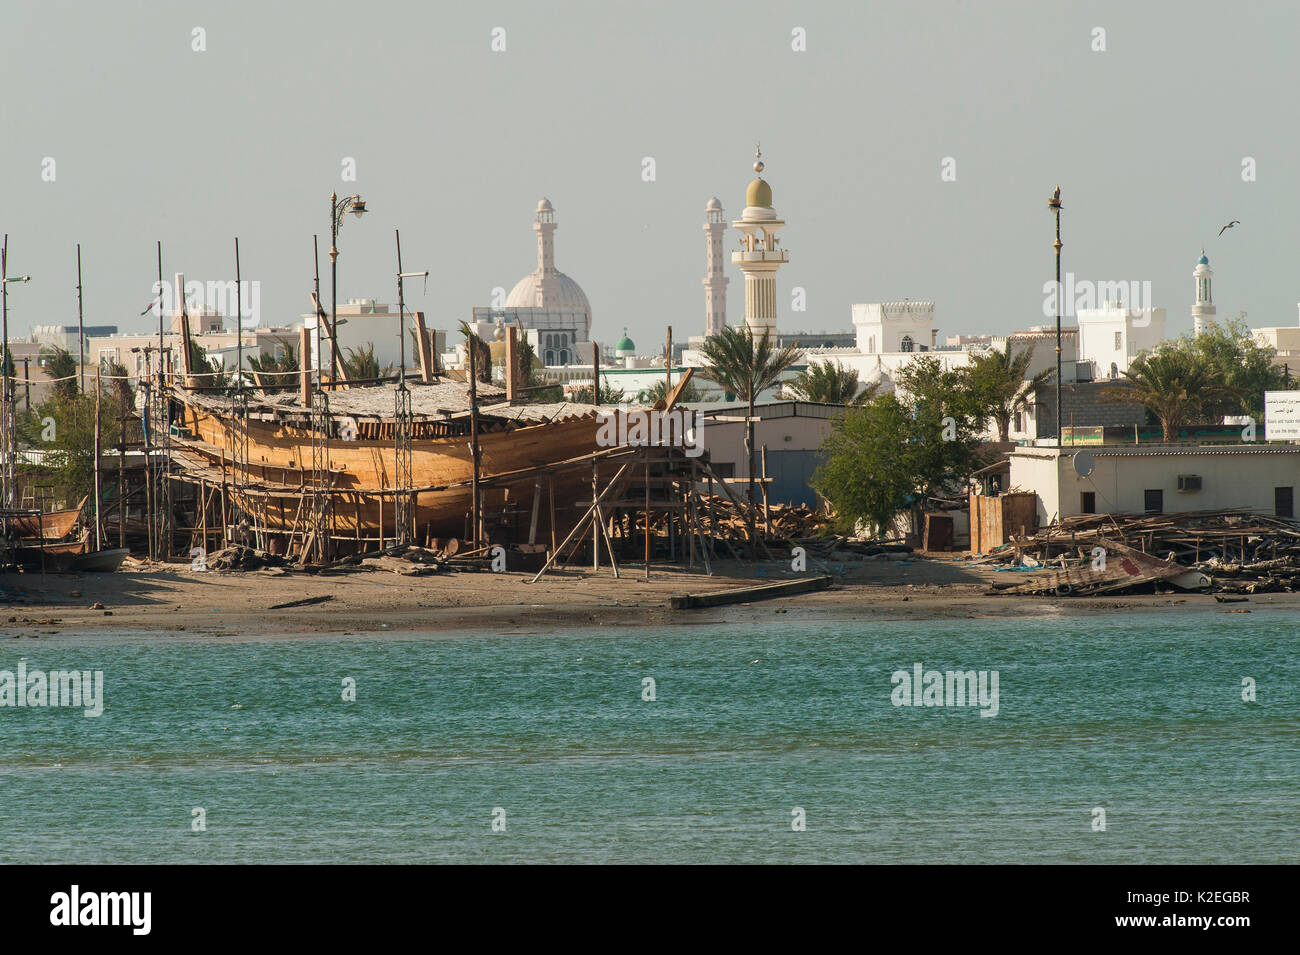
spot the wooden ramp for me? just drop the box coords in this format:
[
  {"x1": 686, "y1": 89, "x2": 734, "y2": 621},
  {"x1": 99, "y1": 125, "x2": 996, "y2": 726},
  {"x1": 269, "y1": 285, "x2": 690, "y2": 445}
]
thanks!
[{"x1": 670, "y1": 575, "x2": 832, "y2": 610}]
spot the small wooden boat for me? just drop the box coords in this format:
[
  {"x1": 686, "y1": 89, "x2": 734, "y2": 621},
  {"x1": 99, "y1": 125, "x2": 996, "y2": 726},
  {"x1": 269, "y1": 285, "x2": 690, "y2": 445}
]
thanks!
[
  {"x1": 70, "y1": 547, "x2": 130, "y2": 573},
  {"x1": 11, "y1": 497, "x2": 88, "y2": 541},
  {"x1": 989, "y1": 538, "x2": 1188, "y2": 596}
]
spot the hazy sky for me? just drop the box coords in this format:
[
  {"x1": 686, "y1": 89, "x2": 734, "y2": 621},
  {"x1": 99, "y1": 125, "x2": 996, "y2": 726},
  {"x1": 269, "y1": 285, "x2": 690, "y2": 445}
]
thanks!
[{"x1": 2, "y1": 0, "x2": 1296, "y2": 350}]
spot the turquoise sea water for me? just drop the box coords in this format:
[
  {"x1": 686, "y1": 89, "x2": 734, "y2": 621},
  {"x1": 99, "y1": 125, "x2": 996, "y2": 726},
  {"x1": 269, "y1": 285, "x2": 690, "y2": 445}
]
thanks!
[{"x1": 0, "y1": 611, "x2": 1296, "y2": 864}]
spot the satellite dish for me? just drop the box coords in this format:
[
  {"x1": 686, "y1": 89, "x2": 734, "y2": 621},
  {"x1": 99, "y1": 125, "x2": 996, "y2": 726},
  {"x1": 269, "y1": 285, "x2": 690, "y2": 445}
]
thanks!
[{"x1": 1073, "y1": 450, "x2": 1095, "y2": 477}]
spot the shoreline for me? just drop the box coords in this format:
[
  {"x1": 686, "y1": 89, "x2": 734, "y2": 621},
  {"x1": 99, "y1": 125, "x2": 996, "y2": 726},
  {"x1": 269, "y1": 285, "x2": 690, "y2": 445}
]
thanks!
[{"x1": 2, "y1": 556, "x2": 1292, "y2": 640}]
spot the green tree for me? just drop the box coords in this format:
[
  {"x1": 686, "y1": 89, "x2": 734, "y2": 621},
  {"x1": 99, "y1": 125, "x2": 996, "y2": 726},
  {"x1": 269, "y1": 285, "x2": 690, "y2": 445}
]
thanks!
[
  {"x1": 782, "y1": 360, "x2": 874, "y2": 404},
  {"x1": 1183, "y1": 315, "x2": 1290, "y2": 420},
  {"x1": 513, "y1": 338, "x2": 564, "y2": 403},
  {"x1": 458, "y1": 321, "x2": 492, "y2": 384},
  {"x1": 637, "y1": 377, "x2": 706, "y2": 405},
  {"x1": 966, "y1": 341, "x2": 1055, "y2": 441},
  {"x1": 247, "y1": 338, "x2": 300, "y2": 393},
  {"x1": 43, "y1": 346, "x2": 79, "y2": 399},
  {"x1": 342, "y1": 342, "x2": 390, "y2": 381},
  {"x1": 1102, "y1": 348, "x2": 1239, "y2": 442},
  {"x1": 571, "y1": 376, "x2": 626, "y2": 404},
  {"x1": 697, "y1": 326, "x2": 801, "y2": 547},
  {"x1": 812, "y1": 382, "x2": 982, "y2": 539},
  {"x1": 17, "y1": 382, "x2": 137, "y2": 510},
  {"x1": 104, "y1": 360, "x2": 135, "y2": 408},
  {"x1": 186, "y1": 339, "x2": 232, "y2": 393}
]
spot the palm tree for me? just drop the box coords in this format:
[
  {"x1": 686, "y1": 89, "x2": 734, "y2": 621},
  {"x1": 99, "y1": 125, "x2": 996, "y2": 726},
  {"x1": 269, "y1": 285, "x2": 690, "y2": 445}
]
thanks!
[
  {"x1": 697, "y1": 325, "x2": 801, "y2": 549},
  {"x1": 186, "y1": 339, "x2": 232, "y2": 393},
  {"x1": 342, "y1": 342, "x2": 390, "y2": 382},
  {"x1": 571, "y1": 376, "x2": 626, "y2": 404},
  {"x1": 458, "y1": 321, "x2": 492, "y2": 384},
  {"x1": 247, "y1": 338, "x2": 299, "y2": 393},
  {"x1": 1103, "y1": 349, "x2": 1240, "y2": 442},
  {"x1": 638, "y1": 377, "x2": 705, "y2": 405},
  {"x1": 104, "y1": 360, "x2": 135, "y2": 408},
  {"x1": 782, "y1": 360, "x2": 874, "y2": 404},
  {"x1": 967, "y1": 341, "x2": 1055, "y2": 441},
  {"x1": 43, "y1": 346, "x2": 79, "y2": 398}
]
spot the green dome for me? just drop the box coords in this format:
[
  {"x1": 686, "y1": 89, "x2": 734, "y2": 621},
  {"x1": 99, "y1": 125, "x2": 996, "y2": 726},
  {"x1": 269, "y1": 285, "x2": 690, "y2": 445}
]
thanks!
[{"x1": 615, "y1": 330, "x2": 635, "y2": 352}]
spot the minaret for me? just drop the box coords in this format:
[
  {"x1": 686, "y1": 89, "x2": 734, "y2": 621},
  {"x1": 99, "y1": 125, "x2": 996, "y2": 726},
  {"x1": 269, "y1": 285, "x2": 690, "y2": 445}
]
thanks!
[
  {"x1": 1192, "y1": 250, "x2": 1214, "y2": 337},
  {"x1": 731, "y1": 147, "x2": 788, "y2": 339},
  {"x1": 534, "y1": 197, "x2": 558, "y2": 306},
  {"x1": 703, "y1": 198, "x2": 728, "y2": 337}
]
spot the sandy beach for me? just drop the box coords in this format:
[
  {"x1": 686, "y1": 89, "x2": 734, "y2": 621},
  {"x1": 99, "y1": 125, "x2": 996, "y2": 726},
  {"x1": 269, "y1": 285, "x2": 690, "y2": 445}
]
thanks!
[{"x1": 1, "y1": 555, "x2": 1288, "y2": 639}]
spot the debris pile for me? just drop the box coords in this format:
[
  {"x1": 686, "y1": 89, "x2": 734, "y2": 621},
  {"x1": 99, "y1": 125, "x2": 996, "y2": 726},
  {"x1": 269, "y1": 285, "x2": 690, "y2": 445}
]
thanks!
[
  {"x1": 205, "y1": 546, "x2": 288, "y2": 571},
  {"x1": 977, "y1": 510, "x2": 1300, "y2": 595},
  {"x1": 693, "y1": 497, "x2": 833, "y2": 543}
]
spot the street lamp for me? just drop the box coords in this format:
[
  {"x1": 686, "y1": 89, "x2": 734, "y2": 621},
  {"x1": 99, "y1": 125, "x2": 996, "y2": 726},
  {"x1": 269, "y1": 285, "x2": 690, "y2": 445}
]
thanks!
[
  {"x1": 1047, "y1": 187, "x2": 1063, "y2": 451},
  {"x1": 328, "y1": 192, "x2": 368, "y2": 384}
]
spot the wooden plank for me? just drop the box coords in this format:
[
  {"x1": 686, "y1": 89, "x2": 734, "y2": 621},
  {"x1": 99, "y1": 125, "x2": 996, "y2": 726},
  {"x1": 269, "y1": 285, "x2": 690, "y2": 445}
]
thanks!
[{"x1": 671, "y1": 575, "x2": 832, "y2": 610}]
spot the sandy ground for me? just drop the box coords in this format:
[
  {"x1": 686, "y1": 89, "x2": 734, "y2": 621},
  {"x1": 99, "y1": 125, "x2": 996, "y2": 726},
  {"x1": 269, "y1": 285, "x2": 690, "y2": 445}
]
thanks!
[{"x1": 1, "y1": 552, "x2": 1291, "y2": 639}]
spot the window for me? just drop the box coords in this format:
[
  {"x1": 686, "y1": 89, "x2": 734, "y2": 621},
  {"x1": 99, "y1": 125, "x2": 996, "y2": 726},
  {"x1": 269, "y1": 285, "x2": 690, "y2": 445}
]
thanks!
[
  {"x1": 900, "y1": 335, "x2": 914, "y2": 353},
  {"x1": 1276, "y1": 487, "x2": 1294, "y2": 518},
  {"x1": 712, "y1": 462, "x2": 736, "y2": 478},
  {"x1": 1143, "y1": 489, "x2": 1163, "y2": 514},
  {"x1": 1113, "y1": 331, "x2": 1122, "y2": 350},
  {"x1": 1080, "y1": 492, "x2": 1096, "y2": 514}
]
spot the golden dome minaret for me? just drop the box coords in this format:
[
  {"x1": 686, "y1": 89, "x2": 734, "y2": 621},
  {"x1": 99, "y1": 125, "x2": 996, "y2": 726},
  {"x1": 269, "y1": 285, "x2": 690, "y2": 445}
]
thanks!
[{"x1": 731, "y1": 146, "x2": 788, "y2": 338}]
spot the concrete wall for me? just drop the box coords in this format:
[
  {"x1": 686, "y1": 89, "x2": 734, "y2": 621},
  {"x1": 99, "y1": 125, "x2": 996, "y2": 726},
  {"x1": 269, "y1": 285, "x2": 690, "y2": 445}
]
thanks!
[{"x1": 1032, "y1": 380, "x2": 1151, "y2": 439}]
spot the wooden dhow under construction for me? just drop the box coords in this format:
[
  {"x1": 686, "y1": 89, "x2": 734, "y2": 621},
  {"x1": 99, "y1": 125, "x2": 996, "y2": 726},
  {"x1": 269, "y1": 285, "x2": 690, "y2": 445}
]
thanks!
[{"x1": 168, "y1": 376, "x2": 619, "y2": 560}]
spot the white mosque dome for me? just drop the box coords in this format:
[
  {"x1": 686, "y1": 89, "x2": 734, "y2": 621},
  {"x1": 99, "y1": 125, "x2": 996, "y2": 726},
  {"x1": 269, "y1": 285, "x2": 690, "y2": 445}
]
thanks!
[
  {"x1": 706, "y1": 196, "x2": 722, "y2": 212},
  {"x1": 504, "y1": 270, "x2": 591, "y2": 310}
]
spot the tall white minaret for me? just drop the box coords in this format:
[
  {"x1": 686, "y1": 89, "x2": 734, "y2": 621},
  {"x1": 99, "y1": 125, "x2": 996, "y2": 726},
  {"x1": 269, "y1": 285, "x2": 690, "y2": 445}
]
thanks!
[
  {"x1": 731, "y1": 147, "x2": 788, "y2": 338},
  {"x1": 703, "y1": 197, "x2": 728, "y2": 337},
  {"x1": 1192, "y1": 250, "x2": 1214, "y2": 337},
  {"x1": 534, "y1": 197, "x2": 558, "y2": 306}
]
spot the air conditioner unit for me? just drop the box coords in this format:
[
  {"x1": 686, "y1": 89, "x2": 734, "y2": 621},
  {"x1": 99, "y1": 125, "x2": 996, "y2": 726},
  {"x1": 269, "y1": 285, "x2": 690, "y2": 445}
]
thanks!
[{"x1": 1177, "y1": 474, "x2": 1202, "y2": 492}]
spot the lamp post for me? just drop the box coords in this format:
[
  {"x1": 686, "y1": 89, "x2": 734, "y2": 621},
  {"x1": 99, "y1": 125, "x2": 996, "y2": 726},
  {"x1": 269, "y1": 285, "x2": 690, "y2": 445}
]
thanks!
[
  {"x1": 328, "y1": 192, "x2": 367, "y2": 385},
  {"x1": 1048, "y1": 187, "x2": 1063, "y2": 451}
]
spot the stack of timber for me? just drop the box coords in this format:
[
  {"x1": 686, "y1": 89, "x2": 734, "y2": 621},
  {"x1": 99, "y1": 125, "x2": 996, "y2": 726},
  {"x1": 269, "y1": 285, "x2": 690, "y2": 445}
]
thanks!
[{"x1": 978, "y1": 509, "x2": 1300, "y2": 595}]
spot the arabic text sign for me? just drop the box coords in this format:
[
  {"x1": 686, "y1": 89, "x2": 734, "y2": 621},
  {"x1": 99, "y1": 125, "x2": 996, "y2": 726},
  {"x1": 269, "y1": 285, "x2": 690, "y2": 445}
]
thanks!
[{"x1": 1265, "y1": 391, "x2": 1300, "y2": 440}]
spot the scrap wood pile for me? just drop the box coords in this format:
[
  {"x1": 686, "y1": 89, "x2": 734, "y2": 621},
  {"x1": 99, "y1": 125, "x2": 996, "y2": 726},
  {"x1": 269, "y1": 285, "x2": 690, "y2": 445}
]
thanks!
[
  {"x1": 975, "y1": 510, "x2": 1300, "y2": 595},
  {"x1": 321, "y1": 541, "x2": 497, "y2": 575},
  {"x1": 790, "y1": 535, "x2": 914, "y2": 561},
  {"x1": 693, "y1": 497, "x2": 833, "y2": 547}
]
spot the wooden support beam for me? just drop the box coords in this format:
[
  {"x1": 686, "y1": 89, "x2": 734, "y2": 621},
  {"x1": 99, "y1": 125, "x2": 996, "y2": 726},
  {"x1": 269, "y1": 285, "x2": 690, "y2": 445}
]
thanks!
[
  {"x1": 414, "y1": 311, "x2": 434, "y2": 383},
  {"x1": 299, "y1": 326, "x2": 312, "y2": 407},
  {"x1": 505, "y1": 325, "x2": 519, "y2": 404}
]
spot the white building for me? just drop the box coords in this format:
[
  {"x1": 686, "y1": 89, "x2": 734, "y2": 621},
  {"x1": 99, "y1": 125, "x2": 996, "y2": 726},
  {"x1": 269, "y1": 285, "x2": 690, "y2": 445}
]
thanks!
[
  {"x1": 1009, "y1": 445, "x2": 1300, "y2": 525},
  {"x1": 852, "y1": 301, "x2": 936, "y2": 354},
  {"x1": 302, "y1": 299, "x2": 433, "y2": 376},
  {"x1": 1076, "y1": 303, "x2": 1166, "y2": 379}
]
